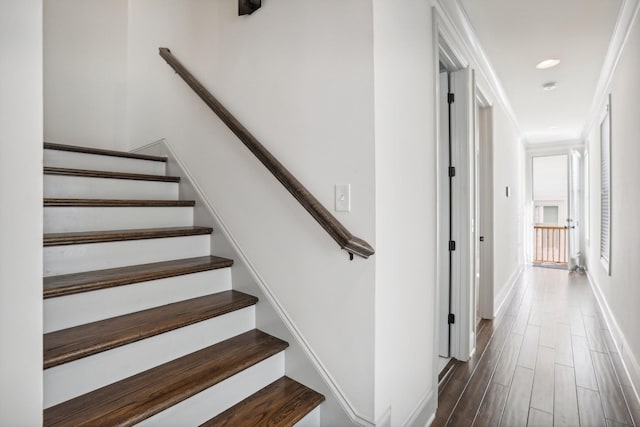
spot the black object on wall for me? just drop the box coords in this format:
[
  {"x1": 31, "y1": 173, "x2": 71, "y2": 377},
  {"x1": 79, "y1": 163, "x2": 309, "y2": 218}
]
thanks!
[{"x1": 239, "y1": 0, "x2": 261, "y2": 15}]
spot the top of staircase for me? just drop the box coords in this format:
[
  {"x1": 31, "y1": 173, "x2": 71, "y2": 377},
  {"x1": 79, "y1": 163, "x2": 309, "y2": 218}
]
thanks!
[{"x1": 45, "y1": 142, "x2": 168, "y2": 163}]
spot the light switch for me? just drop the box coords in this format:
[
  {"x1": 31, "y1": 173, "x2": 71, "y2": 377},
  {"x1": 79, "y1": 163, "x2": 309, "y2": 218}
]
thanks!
[{"x1": 335, "y1": 184, "x2": 351, "y2": 212}]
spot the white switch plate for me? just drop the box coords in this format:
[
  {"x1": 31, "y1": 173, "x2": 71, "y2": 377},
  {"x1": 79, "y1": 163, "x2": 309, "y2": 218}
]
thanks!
[{"x1": 335, "y1": 184, "x2": 350, "y2": 212}]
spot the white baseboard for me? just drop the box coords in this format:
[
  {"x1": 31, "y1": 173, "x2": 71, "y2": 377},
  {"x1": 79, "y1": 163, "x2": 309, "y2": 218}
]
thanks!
[
  {"x1": 494, "y1": 265, "x2": 525, "y2": 318},
  {"x1": 585, "y1": 270, "x2": 640, "y2": 406},
  {"x1": 375, "y1": 407, "x2": 391, "y2": 427},
  {"x1": 403, "y1": 387, "x2": 436, "y2": 427}
]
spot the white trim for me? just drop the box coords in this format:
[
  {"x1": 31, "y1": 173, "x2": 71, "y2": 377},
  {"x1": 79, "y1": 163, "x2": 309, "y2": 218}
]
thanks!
[
  {"x1": 524, "y1": 139, "x2": 584, "y2": 154},
  {"x1": 581, "y1": 0, "x2": 640, "y2": 142},
  {"x1": 433, "y1": 7, "x2": 449, "y2": 403},
  {"x1": 425, "y1": 413, "x2": 436, "y2": 427},
  {"x1": 402, "y1": 387, "x2": 437, "y2": 427},
  {"x1": 585, "y1": 270, "x2": 640, "y2": 407},
  {"x1": 475, "y1": 87, "x2": 492, "y2": 109},
  {"x1": 375, "y1": 407, "x2": 391, "y2": 427},
  {"x1": 132, "y1": 139, "x2": 375, "y2": 427},
  {"x1": 493, "y1": 265, "x2": 524, "y2": 319},
  {"x1": 436, "y1": 70, "x2": 451, "y2": 359}
]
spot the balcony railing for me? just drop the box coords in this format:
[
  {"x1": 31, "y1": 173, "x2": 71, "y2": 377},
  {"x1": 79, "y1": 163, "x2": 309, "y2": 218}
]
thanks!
[{"x1": 533, "y1": 225, "x2": 567, "y2": 265}]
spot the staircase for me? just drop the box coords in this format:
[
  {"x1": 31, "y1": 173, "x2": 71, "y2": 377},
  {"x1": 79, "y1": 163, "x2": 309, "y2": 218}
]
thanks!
[{"x1": 42, "y1": 142, "x2": 325, "y2": 426}]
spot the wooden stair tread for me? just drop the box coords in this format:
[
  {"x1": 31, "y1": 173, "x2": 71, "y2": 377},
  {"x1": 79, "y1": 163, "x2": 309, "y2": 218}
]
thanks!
[
  {"x1": 200, "y1": 376, "x2": 325, "y2": 427},
  {"x1": 44, "y1": 198, "x2": 195, "y2": 207},
  {"x1": 44, "y1": 142, "x2": 168, "y2": 163},
  {"x1": 43, "y1": 330, "x2": 288, "y2": 427},
  {"x1": 44, "y1": 255, "x2": 233, "y2": 298},
  {"x1": 43, "y1": 226, "x2": 213, "y2": 246},
  {"x1": 44, "y1": 291, "x2": 258, "y2": 369},
  {"x1": 44, "y1": 166, "x2": 180, "y2": 182}
]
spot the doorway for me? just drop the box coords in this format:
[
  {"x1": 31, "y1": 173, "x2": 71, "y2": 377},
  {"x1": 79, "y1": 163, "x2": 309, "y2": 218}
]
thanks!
[
  {"x1": 531, "y1": 155, "x2": 568, "y2": 267},
  {"x1": 476, "y1": 103, "x2": 494, "y2": 323},
  {"x1": 436, "y1": 52, "x2": 494, "y2": 364}
]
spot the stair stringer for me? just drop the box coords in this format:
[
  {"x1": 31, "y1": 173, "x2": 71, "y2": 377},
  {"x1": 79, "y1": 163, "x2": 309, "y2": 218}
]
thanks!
[{"x1": 133, "y1": 138, "x2": 370, "y2": 427}]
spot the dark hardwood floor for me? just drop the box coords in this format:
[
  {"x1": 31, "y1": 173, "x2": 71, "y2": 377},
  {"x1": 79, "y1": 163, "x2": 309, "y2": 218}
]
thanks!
[{"x1": 434, "y1": 267, "x2": 639, "y2": 427}]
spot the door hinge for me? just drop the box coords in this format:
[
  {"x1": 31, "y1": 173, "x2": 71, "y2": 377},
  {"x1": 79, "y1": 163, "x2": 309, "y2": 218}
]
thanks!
[
  {"x1": 448, "y1": 313, "x2": 455, "y2": 324},
  {"x1": 448, "y1": 166, "x2": 456, "y2": 177},
  {"x1": 449, "y1": 240, "x2": 456, "y2": 251},
  {"x1": 448, "y1": 93, "x2": 455, "y2": 104}
]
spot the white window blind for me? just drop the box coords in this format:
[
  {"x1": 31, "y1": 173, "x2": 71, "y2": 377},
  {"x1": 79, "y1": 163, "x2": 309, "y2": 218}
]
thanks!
[{"x1": 600, "y1": 103, "x2": 611, "y2": 274}]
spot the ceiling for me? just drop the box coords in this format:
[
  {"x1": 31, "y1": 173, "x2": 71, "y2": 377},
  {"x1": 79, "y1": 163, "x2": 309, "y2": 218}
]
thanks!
[{"x1": 459, "y1": 0, "x2": 622, "y2": 143}]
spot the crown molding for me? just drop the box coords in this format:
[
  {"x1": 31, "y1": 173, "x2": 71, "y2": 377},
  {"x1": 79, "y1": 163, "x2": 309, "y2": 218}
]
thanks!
[
  {"x1": 581, "y1": 0, "x2": 640, "y2": 141},
  {"x1": 524, "y1": 139, "x2": 584, "y2": 156},
  {"x1": 435, "y1": 0, "x2": 525, "y2": 144}
]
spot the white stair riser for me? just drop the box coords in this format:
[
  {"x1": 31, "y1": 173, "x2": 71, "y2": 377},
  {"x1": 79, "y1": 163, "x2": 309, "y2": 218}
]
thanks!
[
  {"x1": 295, "y1": 405, "x2": 321, "y2": 427},
  {"x1": 44, "y1": 307, "x2": 256, "y2": 408},
  {"x1": 44, "y1": 268, "x2": 232, "y2": 333},
  {"x1": 44, "y1": 149, "x2": 166, "y2": 175},
  {"x1": 44, "y1": 235, "x2": 211, "y2": 276},
  {"x1": 44, "y1": 206, "x2": 194, "y2": 233},
  {"x1": 44, "y1": 175, "x2": 179, "y2": 200},
  {"x1": 137, "y1": 353, "x2": 285, "y2": 426}
]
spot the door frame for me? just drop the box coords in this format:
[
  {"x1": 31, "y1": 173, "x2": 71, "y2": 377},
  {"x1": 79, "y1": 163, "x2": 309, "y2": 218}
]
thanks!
[
  {"x1": 476, "y1": 100, "x2": 494, "y2": 321},
  {"x1": 433, "y1": 7, "x2": 493, "y2": 367},
  {"x1": 524, "y1": 142, "x2": 584, "y2": 265},
  {"x1": 567, "y1": 150, "x2": 583, "y2": 270},
  {"x1": 434, "y1": 10, "x2": 465, "y2": 366}
]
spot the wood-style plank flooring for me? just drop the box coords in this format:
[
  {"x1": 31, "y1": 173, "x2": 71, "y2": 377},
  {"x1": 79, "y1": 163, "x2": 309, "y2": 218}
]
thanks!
[{"x1": 434, "y1": 267, "x2": 639, "y2": 427}]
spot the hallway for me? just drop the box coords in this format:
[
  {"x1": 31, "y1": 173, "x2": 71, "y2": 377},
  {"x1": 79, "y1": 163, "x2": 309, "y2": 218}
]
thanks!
[{"x1": 435, "y1": 267, "x2": 640, "y2": 427}]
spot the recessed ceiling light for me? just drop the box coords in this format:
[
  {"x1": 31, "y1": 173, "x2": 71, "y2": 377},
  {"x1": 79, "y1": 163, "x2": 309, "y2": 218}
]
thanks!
[
  {"x1": 536, "y1": 59, "x2": 561, "y2": 69},
  {"x1": 542, "y1": 82, "x2": 557, "y2": 91}
]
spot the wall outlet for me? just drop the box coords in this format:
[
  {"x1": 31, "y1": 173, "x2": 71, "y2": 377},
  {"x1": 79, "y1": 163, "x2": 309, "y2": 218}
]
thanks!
[{"x1": 335, "y1": 184, "x2": 351, "y2": 212}]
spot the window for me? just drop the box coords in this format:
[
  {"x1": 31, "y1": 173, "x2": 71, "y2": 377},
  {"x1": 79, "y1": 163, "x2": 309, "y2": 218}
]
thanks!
[
  {"x1": 600, "y1": 97, "x2": 612, "y2": 274},
  {"x1": 534, "y1": 204, "x2": 560, "y2": 225},
  {"x1": 534, "y1": 201, "x2": 564, "y2": 226}
]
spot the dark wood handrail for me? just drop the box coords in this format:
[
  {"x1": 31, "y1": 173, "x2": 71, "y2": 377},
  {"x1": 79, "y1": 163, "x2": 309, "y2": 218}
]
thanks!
[{"x1": 159, "y1": 48, "x2": 374, "y2": 259}]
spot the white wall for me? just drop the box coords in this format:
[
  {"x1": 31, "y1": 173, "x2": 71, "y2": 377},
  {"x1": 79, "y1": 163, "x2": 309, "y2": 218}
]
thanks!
[
  {"x1": 0, "y1": 0, "x2": 44, "y2": 424},
  {"x1": 44, "y1": 0, "x2": 128, "y2": 151},
  {"x1": 491, "y1": 101, "x2": 525, "y2": 303},
  {"x1": 125, "y1": 0, "x2": 376, "y2": 422},
  {"x1": 373, "y1": 1, "x2": 437, "y2": 425},
  {"x1": 585, "y1": 7, "x2": 640, "y2": 393},
  {"x1": 533, "y1": 155, "x2": 567, "y2": 201}
]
